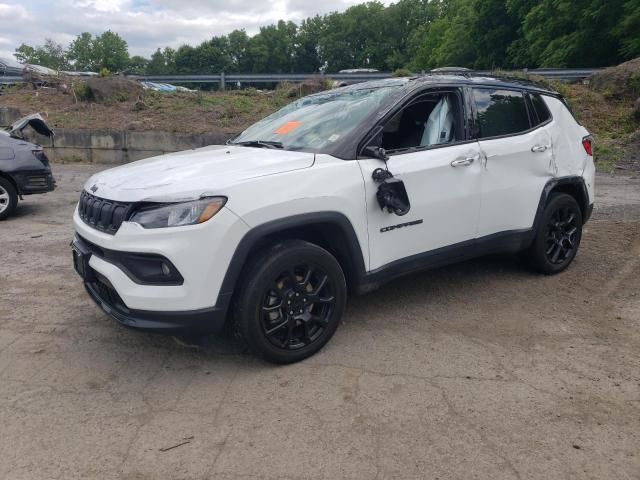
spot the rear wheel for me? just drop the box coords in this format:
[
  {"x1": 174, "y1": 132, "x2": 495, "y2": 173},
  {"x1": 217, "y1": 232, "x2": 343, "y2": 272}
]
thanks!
[
  {"x1": 0, "y1": 177, "x2": 18, "y2": 220},
  {"x1": 527, "y1": 193, "x2": 583, "y2": 274},
  {"x1": 233, "y1": 240, "x2": 346, "y2": 364}
]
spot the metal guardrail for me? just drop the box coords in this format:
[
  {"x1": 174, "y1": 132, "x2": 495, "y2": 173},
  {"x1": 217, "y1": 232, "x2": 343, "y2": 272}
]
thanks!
[
  {"x1": 135, "y1": 69, "x2": 599, "y2": 87},
  {"x1": 133, "y1": 72, "x2": 394, "y2": 86},
  {"x1": 1, "y1": 69, "x2": 600, "y2": 86},
  {"x1": 475, "y1": 68, "x2": 600, "y2": 82}
]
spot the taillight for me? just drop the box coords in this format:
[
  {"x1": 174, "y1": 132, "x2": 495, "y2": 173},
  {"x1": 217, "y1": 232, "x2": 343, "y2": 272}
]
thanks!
[
  {"x1": 582, "y1": 136, "x2": 593, "y2": 157},
  {"x1": 32, "y1": 149, "x2": 49, "y2": 166}
]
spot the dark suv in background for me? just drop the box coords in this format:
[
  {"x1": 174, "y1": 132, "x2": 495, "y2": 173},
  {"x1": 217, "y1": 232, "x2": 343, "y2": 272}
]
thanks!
[{"x1": 0, "y1": 114, "x2": 56, "y2": 220}]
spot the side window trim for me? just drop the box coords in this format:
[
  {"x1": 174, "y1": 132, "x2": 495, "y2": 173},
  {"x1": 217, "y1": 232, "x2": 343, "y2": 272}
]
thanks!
[
  {"x1": 524, "y1": 93, "x2": 539, "y2": 126},
  {"x1": 358, "y1": 87, "x2": 471, "y2": 158}
]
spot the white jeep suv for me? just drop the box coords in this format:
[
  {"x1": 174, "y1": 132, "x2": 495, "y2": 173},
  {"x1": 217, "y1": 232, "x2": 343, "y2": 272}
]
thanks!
[{"x1": 72, "y1": 75, "x2": 595, "y2": 363}]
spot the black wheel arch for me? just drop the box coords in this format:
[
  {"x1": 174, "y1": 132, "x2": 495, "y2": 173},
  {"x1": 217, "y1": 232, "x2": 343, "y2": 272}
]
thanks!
[
  {"x1": 0, "y1": 171, "x2": 19, "y2": 195},
  {"x1": 217, "y1": 212, "x2": 367, "y2": 322},
  {"x1": 534, "y1": 176, "x2": 590, "y2": 232}
]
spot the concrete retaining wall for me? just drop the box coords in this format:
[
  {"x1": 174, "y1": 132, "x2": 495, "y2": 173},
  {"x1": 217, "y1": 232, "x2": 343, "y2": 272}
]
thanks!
[
  {"x1": 1, "y1": 107, "x2": 235, "y2": 164},
  {"x1": 0, "y1": 107, "x2": 21, "y2": 126},
  {"x1": 26, "y1": 128, "x2": 233, "y2": 164}
]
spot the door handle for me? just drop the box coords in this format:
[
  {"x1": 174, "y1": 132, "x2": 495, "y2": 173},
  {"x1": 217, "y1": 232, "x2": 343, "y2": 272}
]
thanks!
[
  {"x1": 451, "y1": 157, "x2": 475, "y2": 167},
  {"x1": 531, "y1": 145, "x2": 549, "y2": 153}
]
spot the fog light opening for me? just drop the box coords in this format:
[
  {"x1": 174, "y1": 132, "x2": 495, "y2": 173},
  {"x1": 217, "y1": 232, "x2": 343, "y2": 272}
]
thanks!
[{"x1": 161, "y1": 262, "x2": 171, "y2": 276}]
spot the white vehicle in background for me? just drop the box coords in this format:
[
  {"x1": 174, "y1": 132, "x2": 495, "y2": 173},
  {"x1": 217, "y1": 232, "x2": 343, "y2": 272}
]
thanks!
[{"x1": 72, "y1": 74, "x2": 595, "y2": 363}]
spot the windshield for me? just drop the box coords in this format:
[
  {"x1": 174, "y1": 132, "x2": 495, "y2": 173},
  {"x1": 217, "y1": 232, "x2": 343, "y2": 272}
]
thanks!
[{"x1": 231, "y1": 84, "x2": 404, "y2": 153}]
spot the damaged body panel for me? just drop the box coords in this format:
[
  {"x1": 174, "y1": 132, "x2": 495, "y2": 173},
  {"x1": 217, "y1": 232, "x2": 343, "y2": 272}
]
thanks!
[{"x1": 0, "y1": 113, "x2": 56, "y2": 219}]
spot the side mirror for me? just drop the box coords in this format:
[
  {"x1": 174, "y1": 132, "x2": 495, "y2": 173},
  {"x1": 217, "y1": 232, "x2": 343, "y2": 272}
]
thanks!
[{"x1": 362, "y1": 145, "x2": 389, "y2": 161}]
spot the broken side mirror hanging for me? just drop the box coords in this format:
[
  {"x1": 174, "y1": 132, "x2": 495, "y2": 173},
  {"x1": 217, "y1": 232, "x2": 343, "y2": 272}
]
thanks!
[
  {"x1": 368, "y1": 147, "x2": 411, "y2": 217},
  {"x1": 363, "y1": 145, "x2": 388, "y2": 161}
]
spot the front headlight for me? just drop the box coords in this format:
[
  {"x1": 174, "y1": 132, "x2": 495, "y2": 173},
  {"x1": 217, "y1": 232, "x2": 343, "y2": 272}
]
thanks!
[{"x1": 129, "y1": 197, "x2": 227, "y2": 229}]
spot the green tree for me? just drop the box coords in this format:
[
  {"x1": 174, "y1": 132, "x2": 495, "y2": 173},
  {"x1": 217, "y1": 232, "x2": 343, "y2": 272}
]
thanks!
[
  {"x1": 617, "y1": 0, "x2": 640, "y2": 58},
  {"x1": 67, "y1": 31, "x2": 130, "y2": 71},
  {"x1": 409, "y1": 0, "x2": 477, "y2": 70},
  {"x1": 14, "y1": 39, "x2": 69, "y2": 70},
  {"x1": 13, "y1": 44, "x2": 36, "y2": 64},
  {"x1": 294, "y1": 16, "x2": 324, "y2": 72},
  {"x1": 470, "y1": 0, "x2": 521, "y2": 68},
  {"x1": 147, "y1": 48, "x2": 176, "y2": 75},
  {"x1": 67, "y1": 32, "x2": 94, "y2": 70},
  {"x1": 383, "y1": 0, "x2": 437, "y2": 70},
  {"x1": 174, "y1": 45, "x2": 199, "y2": 74},
  {"x1": 518, "y1": 0, "x2": 625, "y2": 67},
  {"x1": 127, "y1": 55, "x2": 149, "y2": 75},
  {"x1": 93, "y1": 30, "x2": 130, "y2": 71},
  {"x1": 249, "y1": 21, "x2": 298, "y2": 73},
  {"x1": 318, "y1": 2, "x2": 393, "y2": 72},
  {"x1": 228, "y1": 30, "x2": 252, "y2": 72}
]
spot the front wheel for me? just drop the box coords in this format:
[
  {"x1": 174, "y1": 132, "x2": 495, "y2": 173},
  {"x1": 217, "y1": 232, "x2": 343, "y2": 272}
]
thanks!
[
  {"x1": 0, "y1": 177, "x2": 18, "y2": 221},
  {"x1": 526, "y1": 193, "x2": 583, "y2": 274},
  {"x1": 233, "y1": 240, "x2": 347, "y2": 364}
]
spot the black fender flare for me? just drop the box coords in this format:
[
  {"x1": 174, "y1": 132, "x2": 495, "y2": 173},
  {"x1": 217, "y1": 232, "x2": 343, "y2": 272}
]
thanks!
[
  {"x1": 532, "y1": 176, "x2": 591, "y2": 235},
  {"x1": 0, "y1": 171, "x2": 21, "y2": 199},
  {"x1": 214, "y1": 211, "x2": 367, "y2": 315}
]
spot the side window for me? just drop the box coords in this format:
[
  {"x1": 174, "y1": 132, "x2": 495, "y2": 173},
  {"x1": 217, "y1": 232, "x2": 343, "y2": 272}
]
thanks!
[
  {"x1": 529, "y1": 93, "x2": 552, "y2": 125},
  {"x1": 473, "y1": 88, "x2": 530, "y2": 139},
  {"x1": 378, "y1": 92, "x2": 461, "y2": 153}
]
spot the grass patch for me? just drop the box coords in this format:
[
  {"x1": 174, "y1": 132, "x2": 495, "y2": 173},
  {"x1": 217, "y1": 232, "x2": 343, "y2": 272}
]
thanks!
[
  {"x1": 564, "y1": 84, "x2": 640, "y2": 173},
  {"x1": 2, "y1": 77, "x2": 637, "y2": 173}
]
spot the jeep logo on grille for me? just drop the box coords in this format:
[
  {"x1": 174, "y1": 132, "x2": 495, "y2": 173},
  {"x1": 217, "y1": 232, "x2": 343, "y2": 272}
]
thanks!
[{"x1": 90, "y1": 184, "x2": 98, "y2": 193}]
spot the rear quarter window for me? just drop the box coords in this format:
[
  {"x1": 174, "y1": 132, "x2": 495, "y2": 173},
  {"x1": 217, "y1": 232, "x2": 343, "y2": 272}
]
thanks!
[
  {"x1": 473, "y1": 88, "x2": 530, "y2": 139},
  {"x1": 529, "y1": 94, "x2": 552, "y2": 125}
]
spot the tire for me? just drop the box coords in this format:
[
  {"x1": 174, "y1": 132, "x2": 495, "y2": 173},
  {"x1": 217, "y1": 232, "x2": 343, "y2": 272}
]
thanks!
[
  {"x1": 526, "y1": 193, "x2": 583, "y2": 274},
  {"x1": 0, "y1": 177, "x2": 18, "y2": 221},
  {"x1": 233, "y1": 239, "x2": 347, "y2": 364}
]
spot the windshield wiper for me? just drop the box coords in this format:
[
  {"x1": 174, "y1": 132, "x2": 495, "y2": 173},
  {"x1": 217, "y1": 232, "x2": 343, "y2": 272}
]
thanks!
[{"x1": 231, "y1": 140, "x2": 284, "y2": 149}]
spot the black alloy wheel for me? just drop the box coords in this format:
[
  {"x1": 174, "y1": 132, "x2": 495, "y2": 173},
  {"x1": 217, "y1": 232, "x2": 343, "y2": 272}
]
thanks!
[
  {"x1": 544, "y1": 206, "x2": 579, "y2": 265},
  {"x1": 234, "y1": 240, "x2": 346, "y2": 363},
  {"x1": 261, "y1": 264, "x2": 336, "y2": 350},
  {"x1": 527, "y1": 193, "x2": 583, "y2": 274}
]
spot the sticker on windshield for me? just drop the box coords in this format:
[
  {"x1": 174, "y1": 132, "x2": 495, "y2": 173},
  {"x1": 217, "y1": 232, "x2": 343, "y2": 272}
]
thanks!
[
  {"x1": 274, "y1": 121, "x2": 301, "y2": 135},
  {"x1": 328, "y1": 134, "x2": 341, "y2": 142}
]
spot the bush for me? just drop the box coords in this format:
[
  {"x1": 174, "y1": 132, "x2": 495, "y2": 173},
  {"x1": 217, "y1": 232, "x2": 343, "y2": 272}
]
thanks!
[
  {"x1": 392, "y1": 68, "x2": 414, "y2": 77},
  {"x1": 85, "y1": 77, "x2": 143, "y2": 104},
  {"x1": 99, "y1": 67, "x2": 111, "y2": 78},
  {"x1": 72, "y1": 82, "x2": 93, "y2": 102}
]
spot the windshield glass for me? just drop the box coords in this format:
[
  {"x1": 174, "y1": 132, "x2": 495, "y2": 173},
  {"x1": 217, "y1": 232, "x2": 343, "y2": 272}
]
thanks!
[{"x1": 231, "y1": 83, "x2": 405, "y2": 152}]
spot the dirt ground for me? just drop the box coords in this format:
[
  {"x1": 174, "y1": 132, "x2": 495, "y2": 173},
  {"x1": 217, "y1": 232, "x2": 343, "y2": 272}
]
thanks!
[{"x1": 1, "y1": 164, "x2": 639, "y2": 480}]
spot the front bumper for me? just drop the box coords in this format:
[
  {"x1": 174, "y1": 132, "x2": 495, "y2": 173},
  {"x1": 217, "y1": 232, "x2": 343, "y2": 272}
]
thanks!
[
  {"x1": 84, "y1": 273, "x2": 227, "y2": 334},
  {"x1": 72, "y1": 203, "x2": 249, "y2": 332},
  {"x1": 14, "y1": 171, "x2": 56, "y2": 195}
]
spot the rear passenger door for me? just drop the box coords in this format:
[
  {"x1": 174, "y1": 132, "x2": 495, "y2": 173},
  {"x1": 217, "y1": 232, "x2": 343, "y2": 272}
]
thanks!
[{"x1": 472, "y1": 88, "x2": 555, "y2": 237}]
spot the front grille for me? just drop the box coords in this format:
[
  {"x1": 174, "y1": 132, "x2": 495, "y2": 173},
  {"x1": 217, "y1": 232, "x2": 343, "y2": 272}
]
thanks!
[{"x1": 78, "y1": 191, "x2": 133, "y2": 235}]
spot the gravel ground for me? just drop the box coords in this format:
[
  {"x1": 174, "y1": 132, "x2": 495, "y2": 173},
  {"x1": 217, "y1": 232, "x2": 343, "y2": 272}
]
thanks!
[{"x1": 1, "y1": 164, "x2": 639, "y2": 480}]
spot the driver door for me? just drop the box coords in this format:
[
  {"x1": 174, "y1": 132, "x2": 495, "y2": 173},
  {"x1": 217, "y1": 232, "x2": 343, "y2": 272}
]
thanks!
[{"x1": 357, "y1": 89, "x2": 483, "y2": 271}]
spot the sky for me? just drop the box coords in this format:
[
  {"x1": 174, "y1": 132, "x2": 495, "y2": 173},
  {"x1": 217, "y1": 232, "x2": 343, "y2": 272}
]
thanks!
[{"x1": 0, "y1": 0, "x2": 392, "y2": 61}]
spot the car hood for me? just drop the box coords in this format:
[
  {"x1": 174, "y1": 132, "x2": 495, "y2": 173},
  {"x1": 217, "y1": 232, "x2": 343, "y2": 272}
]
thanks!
[
  {"x1": 7, "y1": 113, "x2": 54, "y2": 139},
  {"x1": 84, "y1": 145, "x2": 316, "y2": 202}
]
